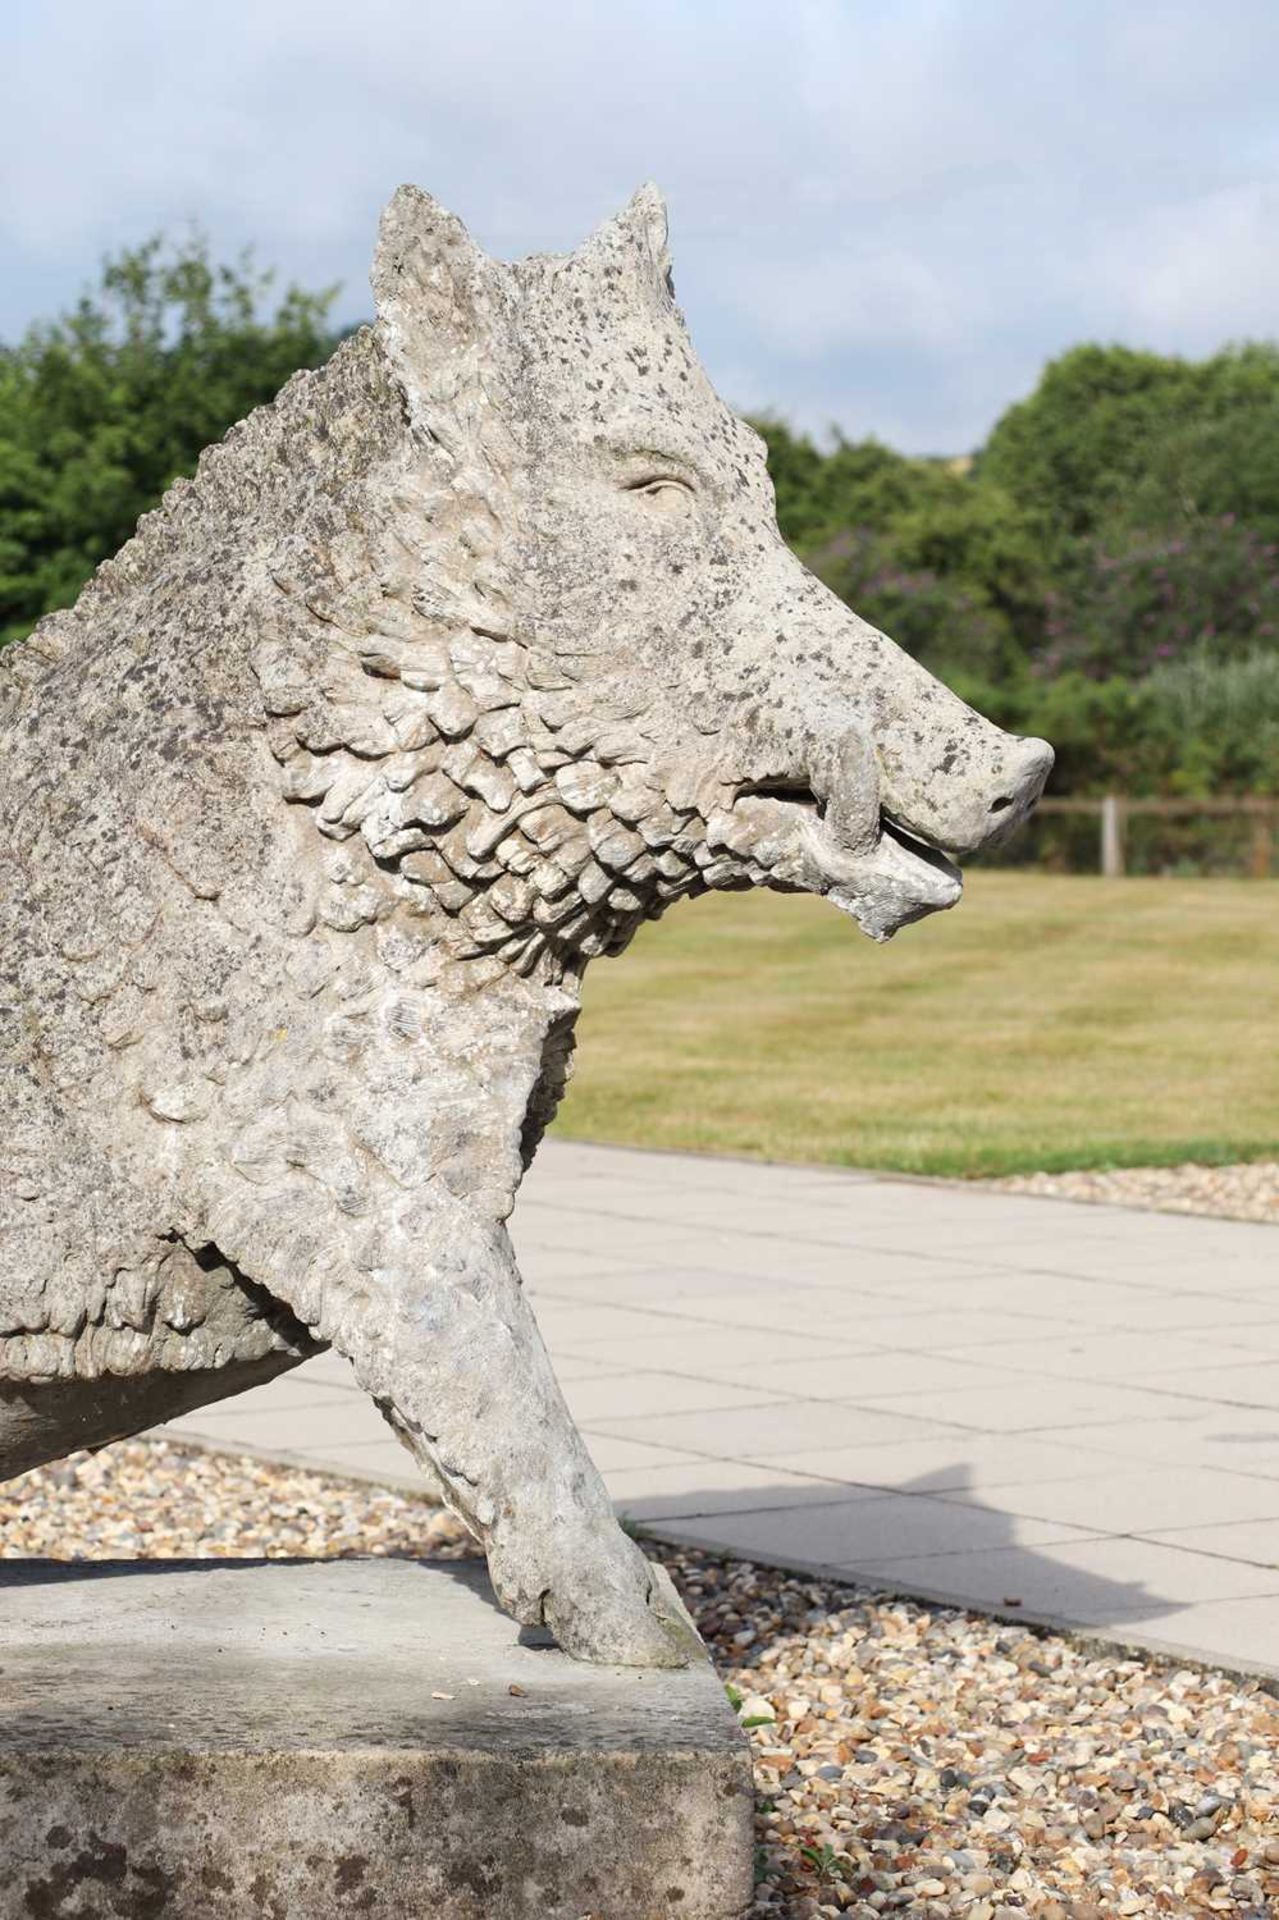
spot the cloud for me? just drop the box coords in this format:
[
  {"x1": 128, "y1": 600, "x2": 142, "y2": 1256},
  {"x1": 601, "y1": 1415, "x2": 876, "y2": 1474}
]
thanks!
[
  {"x1": 1091, "y1": 183, "x2": 1279, "y2": 342},
  {"x1": 2, "y1": 0, "x2": 1277, "y2": 450}
]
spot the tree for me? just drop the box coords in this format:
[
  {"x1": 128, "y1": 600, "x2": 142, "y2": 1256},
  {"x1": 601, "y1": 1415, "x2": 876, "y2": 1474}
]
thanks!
[
  {"x1": 1121, "y1": 394, "x2": 1279, "y2": 547},
  {"x1": 750, "y1": 417, "x2": 922, "y2": 549},
  {"x1": 981, "y1": 341, "x2": 1279, "y2": 551},
  {"x1": 0, "y1": 235, "x2": 342, "y2": 645}
]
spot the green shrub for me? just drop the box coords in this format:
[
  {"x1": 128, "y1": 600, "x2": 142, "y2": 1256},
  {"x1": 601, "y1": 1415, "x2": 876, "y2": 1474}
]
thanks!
[
  {"x1": 1143, "y1": 647, "x2": 1279, "y2": 795},
  {"x1": 0, "y1": 235, "x2": 341, "y2": 646}
]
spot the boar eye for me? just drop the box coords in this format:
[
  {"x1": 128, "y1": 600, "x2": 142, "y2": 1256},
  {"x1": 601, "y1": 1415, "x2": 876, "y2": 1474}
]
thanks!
[{"x1": 624, "y1": 475, "x2": 695, "y2": 514}]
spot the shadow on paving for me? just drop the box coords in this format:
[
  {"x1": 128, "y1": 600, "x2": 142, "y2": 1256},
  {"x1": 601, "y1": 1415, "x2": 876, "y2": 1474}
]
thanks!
[{"x1": 618, "y1": 1464, "x2": 1189, "y2": 1636}]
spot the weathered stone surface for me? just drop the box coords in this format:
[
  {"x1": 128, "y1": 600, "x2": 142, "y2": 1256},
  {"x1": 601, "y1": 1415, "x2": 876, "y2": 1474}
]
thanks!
[
  {"x1": 0, "y1": 1556, "x2": 754, "y2": 1918},
  {"x1": 0, "y1": 182, "x2": 1052, "y2": 1665}
]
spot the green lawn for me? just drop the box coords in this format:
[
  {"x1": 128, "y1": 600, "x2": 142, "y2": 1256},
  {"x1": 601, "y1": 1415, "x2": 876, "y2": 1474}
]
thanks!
[{"x1": 555, "y1": 874, "x2": 1279, "y2": 1178}]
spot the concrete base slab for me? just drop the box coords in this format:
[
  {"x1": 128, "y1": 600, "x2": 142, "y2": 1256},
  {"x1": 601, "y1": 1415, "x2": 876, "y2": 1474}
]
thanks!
[{"x1": 0, "y1": 1557, "x2": 753, "y2": 1920}]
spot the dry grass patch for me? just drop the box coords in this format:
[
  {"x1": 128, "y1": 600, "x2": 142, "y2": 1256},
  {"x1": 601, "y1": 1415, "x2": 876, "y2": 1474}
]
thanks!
[{"x1": 556, "y1": 874, "x2": 1279, "y2": 1178}]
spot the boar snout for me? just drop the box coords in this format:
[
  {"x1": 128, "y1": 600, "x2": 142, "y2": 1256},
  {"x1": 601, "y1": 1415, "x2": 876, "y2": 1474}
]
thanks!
[
  {"x1": 876, "y1": 717, "x2": 1054, "y2": 862},
  {"x1": 754, "y1": 562, "x2": 1052, "y2": 870},
  {"x1": 722, "y1": 569, "x2": 1055, "y2": 939}
]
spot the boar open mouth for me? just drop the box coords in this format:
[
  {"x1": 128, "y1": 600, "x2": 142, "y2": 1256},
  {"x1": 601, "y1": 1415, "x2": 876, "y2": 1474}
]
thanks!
[
  {"x1": 728, "y1": 779, "x2": 963, "y2": 942},
  {"x1": 738, "y1": 778, "x2": 828, "y2": 816},
  {"x1": 879, "y1": 813, "x2": 964, "y2": 881}
]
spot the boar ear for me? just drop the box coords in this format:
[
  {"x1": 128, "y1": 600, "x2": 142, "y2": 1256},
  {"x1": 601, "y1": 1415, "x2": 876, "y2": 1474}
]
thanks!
[
  {"x1": 593, "y1": 182, "x2": 675, "y2": 301},
  {"x1": 372, "y1": 184, "x2": 498, "y2": 351}
]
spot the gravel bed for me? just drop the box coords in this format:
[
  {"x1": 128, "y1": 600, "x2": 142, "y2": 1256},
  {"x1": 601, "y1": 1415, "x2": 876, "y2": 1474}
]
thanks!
[
  {"x1": 689, "y1": 1554, "x2": 1279, "y2": 1919},
  {"x1": 984, "y1": 1161, "x2": 1279, "y2": 1225},
  {"x1": 0, "y1": 1436, "x2": 476, "y2": 1561},
  {"x1": 4, "y1": 1439, "x2": 1277, "y2": 1917}
]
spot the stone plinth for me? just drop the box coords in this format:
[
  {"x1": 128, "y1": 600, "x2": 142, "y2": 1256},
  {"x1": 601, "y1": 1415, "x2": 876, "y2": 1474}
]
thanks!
[{"x1": 0, "y1": 1558, "x2": 753, "y2": 1919}]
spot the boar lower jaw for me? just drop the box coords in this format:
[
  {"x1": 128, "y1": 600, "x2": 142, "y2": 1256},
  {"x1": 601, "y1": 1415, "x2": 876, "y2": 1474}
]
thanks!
[{"x1": 800, "y1": 809, "x2": 963, "y2": 943}]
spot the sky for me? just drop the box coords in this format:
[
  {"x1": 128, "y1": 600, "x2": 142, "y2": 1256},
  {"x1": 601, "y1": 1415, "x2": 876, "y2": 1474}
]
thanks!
[{"x1": 3, "y1": 0, "x2": 1278, "y2": 453}]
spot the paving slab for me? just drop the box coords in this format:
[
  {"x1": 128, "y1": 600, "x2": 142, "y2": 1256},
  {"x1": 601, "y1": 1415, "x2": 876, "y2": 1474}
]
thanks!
[
  {"x1": 0, "y1": 1556, "x2": 752, "y2": 1920},
  {"x1": 160, "y1": 1139, "x2": 1279, "y2": 1677}
]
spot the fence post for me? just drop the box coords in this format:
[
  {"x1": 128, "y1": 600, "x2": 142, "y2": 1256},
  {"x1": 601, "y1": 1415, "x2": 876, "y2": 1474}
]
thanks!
[
  {"x1": 1100, "y1": 795, "x2": 1125, "y2": 878},
  {"x1": 1251, "y1": 810, "x2": 1274, "y2": 880}
]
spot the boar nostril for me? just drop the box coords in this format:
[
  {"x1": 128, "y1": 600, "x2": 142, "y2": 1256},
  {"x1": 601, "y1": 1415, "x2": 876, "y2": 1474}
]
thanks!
[{"x1": 989, "y1": 795, "x2": 1014, "y2": 814}]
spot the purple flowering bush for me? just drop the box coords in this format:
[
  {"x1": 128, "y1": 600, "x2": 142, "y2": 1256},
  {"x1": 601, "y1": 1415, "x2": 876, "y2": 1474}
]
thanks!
[{"x1": 1042, "y1": 518, "x2": 1279, "y2": 681}]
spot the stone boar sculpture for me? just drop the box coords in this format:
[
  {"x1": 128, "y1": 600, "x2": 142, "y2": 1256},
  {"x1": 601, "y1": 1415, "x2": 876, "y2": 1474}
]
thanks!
[{"x1": 0, "y1": 186, "x2": 1051, "y2": 1664}]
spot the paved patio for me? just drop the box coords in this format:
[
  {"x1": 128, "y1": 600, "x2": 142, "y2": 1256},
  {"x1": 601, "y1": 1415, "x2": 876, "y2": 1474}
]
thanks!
[{"x1": 161, "y1": 1141, "x2": 1279, "y2": 1677}]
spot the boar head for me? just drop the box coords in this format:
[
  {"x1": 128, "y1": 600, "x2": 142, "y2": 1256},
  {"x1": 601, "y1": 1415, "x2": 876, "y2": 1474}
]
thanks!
[{"x1": 286, "y1": 185, "x2": 1051, "y2": 969}]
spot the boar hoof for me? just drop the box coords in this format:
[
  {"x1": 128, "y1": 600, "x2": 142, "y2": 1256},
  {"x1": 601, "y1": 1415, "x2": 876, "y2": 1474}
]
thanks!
[{"x1": 495, "y1": 1524, "x2": 705, "y2": 1667}]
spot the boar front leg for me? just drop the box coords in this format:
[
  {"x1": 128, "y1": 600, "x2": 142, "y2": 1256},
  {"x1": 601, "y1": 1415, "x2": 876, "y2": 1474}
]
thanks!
[
  {"x1": 364, "y1": 1208, "x2": 700, "y2": 1666},
  {"x1": 302, "y1": 1199, "x2": 699, "y2": 1668}
]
